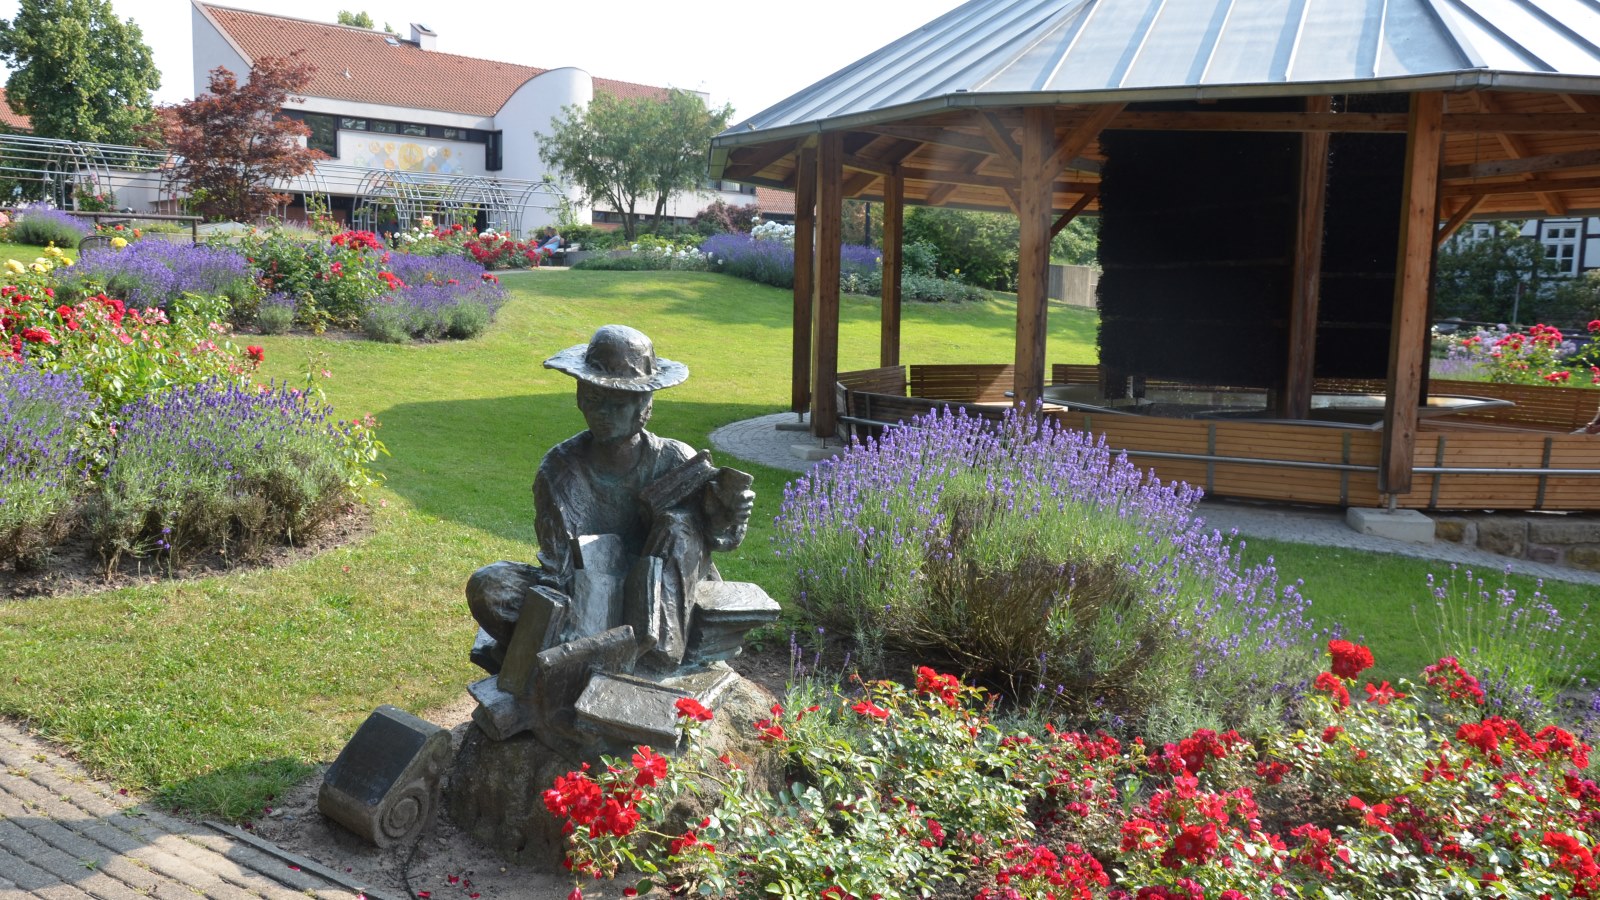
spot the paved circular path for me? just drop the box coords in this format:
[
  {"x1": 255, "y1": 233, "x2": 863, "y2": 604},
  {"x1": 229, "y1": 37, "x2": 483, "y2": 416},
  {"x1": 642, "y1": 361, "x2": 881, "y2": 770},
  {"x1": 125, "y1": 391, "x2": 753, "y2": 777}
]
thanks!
[{"x1": 711, "y1": 411, "x2": 1600, "y2": 587}]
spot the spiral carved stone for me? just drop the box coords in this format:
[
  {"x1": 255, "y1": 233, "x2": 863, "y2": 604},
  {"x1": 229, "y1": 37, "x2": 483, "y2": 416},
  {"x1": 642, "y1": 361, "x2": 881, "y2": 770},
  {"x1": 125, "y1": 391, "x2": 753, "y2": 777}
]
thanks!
[{"x1": 319, "y1": 706, "x2": 451, "y2": 848}]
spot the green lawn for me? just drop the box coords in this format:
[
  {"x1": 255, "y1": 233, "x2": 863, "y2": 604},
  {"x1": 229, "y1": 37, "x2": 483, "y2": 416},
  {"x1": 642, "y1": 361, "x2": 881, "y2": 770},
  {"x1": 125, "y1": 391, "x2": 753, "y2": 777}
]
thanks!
[
  {"x1": 0, "y1": 268, "x2": 1592, "y2": 817},
  {"x1": 0, "y1": 240, "x2": 74, "y2": 263}
]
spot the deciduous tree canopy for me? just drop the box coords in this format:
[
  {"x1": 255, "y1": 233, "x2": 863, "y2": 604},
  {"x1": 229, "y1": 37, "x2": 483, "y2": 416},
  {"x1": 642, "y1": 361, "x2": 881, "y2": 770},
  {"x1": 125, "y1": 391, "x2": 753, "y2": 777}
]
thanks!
[
  {"x1": 539, "y1": 89, "x2": 732, "y2": 240},
  {"x1": 0, "y1": 0, "x2": 159, "y2": 144},
  {"x1": 162, "y1": 56, "x2": 324, "y2": 223}
]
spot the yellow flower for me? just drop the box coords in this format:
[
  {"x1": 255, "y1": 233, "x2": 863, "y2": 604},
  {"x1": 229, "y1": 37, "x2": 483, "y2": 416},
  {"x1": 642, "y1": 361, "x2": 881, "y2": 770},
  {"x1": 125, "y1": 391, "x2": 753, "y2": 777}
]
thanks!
[
  {"x1": 5, "y1": 259, "x2": 23, "y2": 274},
  {"x1": 110, "y1": 236, "x2": 128, "y2": 249}
]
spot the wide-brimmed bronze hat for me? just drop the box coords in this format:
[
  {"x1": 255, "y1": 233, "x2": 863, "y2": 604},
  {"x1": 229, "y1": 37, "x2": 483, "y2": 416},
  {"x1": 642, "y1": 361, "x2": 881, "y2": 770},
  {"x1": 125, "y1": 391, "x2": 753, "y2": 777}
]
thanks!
[{"x1": 544, "y1": 325, "x2": 688, "y2": 392}]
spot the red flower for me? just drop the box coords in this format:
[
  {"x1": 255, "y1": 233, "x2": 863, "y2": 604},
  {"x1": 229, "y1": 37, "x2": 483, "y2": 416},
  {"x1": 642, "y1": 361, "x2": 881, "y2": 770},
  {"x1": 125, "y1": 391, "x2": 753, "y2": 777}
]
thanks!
[
  {"x1": 1327, "y1": 640, "x2": 1374, "y2": 679},
  {"x1": 754, "y1": 718, "x2": 786, "y2": 742},
  {"x1": 674, "y1": 697, "x2": 712, "y2": 722},
  {"x1": 246, "y1": 345, "x2": 265, "y2": 364},
  {"x1": 20, "y1": 326, "x2": 55, "y2": 345},
  {"x1": 1589, "y1": 319, "x2": 1600, "y2": 334},
  {"x1": 915, "y1": 666, "x2": 962, "y2": 707},
  {"x1": 1363, "y1": 681, "x2": 1405, "y2": 705},
  {"x1": 631, "y1": 746, "x2": 667, "y2": 788},
  {"x1": 1313, "y1": 671, "x2": 1351, "y2": 708},
  {"x1": 850, "y1": 699, "x2": 890, "y2": 720}
]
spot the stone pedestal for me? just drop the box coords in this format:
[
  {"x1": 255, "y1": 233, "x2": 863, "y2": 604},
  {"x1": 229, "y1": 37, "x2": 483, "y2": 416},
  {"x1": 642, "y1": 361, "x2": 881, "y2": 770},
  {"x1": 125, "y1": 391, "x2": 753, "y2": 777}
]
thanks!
[{"x1": 446, "y1": 673, "x2": 783, "y2": 868}]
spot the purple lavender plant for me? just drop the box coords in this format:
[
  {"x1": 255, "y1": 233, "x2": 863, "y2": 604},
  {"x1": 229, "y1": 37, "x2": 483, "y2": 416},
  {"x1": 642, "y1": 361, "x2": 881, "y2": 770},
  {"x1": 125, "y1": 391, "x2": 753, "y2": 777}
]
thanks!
[
  {"x1": 362, "y1": 256, "x2": 505, "y2": 342},
  {"x1": 700, "y1": 234, "x2": 882, "y2": 292},
  {"x1": 93, "y1": 379, "x2": 363, "y2": 566},
  {"x1": 9, "y1": 202, "x2": 91, "y2": 247},
  {"x1": 0, "y1": 361, "x2": 96, "y2": 565},
  {"x1": 774, "y1": 406, "x2": 1324, "y2": 739},
  {"x1": 67, "y1": 240, "x2": 253, "y2": 310}
]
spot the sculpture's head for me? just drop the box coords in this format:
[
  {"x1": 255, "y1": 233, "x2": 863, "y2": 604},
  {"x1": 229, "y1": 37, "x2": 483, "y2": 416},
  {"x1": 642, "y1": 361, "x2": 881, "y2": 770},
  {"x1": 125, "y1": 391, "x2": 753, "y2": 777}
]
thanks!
[{"x1": 545, "y1": 325, "x2": 688, "y2": 443}]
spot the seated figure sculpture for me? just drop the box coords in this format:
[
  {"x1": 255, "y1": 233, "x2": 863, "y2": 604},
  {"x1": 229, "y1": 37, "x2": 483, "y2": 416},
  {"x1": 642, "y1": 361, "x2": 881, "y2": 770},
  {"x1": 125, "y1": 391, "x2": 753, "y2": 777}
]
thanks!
[{"x1": 465, "y1": 325, "x2": 775, "y2": 752}]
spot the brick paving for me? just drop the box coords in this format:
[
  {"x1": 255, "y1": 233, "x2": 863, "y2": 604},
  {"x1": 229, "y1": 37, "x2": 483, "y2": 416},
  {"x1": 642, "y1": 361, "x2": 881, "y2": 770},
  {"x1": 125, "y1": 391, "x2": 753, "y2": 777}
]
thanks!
[
  {"x1": 0, "y1": 720, "x2": 371, "y2": 900},
  {"x1": 710, "y1": 412, "x2": 1600, "y2": 586}
]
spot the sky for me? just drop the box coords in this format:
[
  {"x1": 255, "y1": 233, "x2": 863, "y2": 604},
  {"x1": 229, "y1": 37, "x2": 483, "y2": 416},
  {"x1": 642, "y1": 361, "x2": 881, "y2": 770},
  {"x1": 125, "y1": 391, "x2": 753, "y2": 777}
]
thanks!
[{"x1": 0, "y1": 0, "x2": 971, "y2": 123}]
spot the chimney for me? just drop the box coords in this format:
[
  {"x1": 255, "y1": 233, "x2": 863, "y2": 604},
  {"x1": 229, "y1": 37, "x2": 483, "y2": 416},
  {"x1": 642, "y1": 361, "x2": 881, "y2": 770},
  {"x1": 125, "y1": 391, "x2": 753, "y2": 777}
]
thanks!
[{"x1": 410, "y1": 23, "x2": 436, "y2": 51}]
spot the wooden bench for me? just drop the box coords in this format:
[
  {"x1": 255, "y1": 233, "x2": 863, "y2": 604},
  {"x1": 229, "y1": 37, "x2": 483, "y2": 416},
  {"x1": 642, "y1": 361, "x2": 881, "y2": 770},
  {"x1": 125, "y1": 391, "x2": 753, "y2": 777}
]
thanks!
[{"x1": 908, "y1": 364, "x2": 1016, "y2": 403}]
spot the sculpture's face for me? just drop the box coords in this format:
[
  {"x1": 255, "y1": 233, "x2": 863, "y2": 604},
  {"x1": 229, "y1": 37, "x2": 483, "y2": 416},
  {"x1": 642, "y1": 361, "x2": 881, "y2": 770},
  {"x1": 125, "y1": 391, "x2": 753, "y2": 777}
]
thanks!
[{"x1": 576, "y1": 381, "x2": 653, "y2": 443}]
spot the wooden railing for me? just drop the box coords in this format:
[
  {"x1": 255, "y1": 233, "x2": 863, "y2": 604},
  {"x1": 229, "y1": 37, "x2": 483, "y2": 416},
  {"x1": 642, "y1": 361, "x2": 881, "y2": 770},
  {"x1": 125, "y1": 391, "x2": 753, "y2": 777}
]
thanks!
[{"x1": 833, "y1": 363, "x2": 1600, "y2": 511}]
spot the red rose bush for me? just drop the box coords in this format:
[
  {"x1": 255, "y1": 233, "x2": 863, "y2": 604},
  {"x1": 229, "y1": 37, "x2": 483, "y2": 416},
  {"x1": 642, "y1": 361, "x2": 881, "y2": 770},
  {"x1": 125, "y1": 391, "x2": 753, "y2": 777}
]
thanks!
[{"x1": 545, "y1": 644, "x2": 1600, "y2": 899}]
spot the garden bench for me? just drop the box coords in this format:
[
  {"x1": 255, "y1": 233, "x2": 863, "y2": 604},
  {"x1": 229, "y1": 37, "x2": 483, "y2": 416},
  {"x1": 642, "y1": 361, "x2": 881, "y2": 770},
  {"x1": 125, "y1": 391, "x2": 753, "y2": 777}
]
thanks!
[{"x1": 835, "y1": 384, "x2": 1008, "y2": 443}]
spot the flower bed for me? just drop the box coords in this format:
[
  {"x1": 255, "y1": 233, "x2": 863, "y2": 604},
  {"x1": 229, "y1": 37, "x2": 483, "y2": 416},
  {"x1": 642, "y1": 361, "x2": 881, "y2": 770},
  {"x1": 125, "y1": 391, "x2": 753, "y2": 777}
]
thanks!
[
  {"x1": 1432, "y1": 320, "x2": 1600, "y2": 386},
  {"x1": 545, "y1": 644, "x2": 1600, "y2": 900},
  {"x1": 775, "y1": 406, "x2": 1322, "y2": 741},
  {"x1": 699, "y1": 227, "x2": 987, "y2": 301},
  {"x1": 0, "y1": 245, "x2": 383, "y2": 571},
  {"x1": 63, "y1": 240, "x2": 254, "y2": 310}
]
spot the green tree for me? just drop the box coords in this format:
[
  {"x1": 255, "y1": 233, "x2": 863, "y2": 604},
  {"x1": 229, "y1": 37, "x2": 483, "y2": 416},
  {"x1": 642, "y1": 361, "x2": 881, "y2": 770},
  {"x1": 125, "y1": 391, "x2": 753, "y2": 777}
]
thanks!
[
  {"x1": 1434, "y1": 221, "x2": 1560, "y2": 324},
  {"x1": 335, "y1": 10, "x2": 374, "y2": 28},
  {"x1": 539, "y1": 89, "x2": 732, "y2": 240},
  {"x1": 0, "y1": 0, "x2": 159, "y2": 144}
]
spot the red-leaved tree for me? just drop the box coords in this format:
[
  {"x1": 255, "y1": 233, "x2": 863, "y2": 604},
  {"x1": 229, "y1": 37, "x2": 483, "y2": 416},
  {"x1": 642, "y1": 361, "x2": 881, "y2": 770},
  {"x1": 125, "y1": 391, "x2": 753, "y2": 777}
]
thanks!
[{"x1": 162, "y1": 55, "x2": 324, "y2": 223}]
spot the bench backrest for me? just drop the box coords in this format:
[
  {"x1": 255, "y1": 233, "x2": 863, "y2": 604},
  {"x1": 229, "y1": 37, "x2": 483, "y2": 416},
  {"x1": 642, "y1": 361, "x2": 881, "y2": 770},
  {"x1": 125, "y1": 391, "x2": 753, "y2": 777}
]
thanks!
[{"x1": 908, "y1": 364, "x2": 1014, "y2": 402}]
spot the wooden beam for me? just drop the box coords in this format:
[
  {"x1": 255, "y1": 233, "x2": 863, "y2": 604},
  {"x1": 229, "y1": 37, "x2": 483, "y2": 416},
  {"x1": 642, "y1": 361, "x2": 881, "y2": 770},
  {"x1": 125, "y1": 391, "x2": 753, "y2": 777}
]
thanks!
[
  {"x1": 791, "y1": 144, "x2": 817, "y2": 415},
  {"x1": 1042, "y1": 103, "x2": 1125, "y2": 180},
  {"x1": 843, "y1": 154, "x2": 893, "y2": 176},
  {"x1": 1050, "y1": 191, "x2": 1097, "y2": 238},
  {"x1": 977, "y1": 112, "x2": 1022, "y2": 171},
  {"x1": 1441, "y1": 174, "x2": 1600, "y2": 198},
  {"x1": 1435, "y1": 195, "x2": 1485, "y2": 247},
  {"x1": 1109, "y1": 111, "x2": 1600, "y2": 133},
  {"x1": 1284, "y1": 97, "x2": 1332, "y2": 420},
  {"x1": 1382, "y1": 92, "x2": 1445, "y2": 497},
  {"x1": 1561, "y1": 93, "x2": 1600, "y2": 115},
  {"x1": 896, "y1": 165, "x2": 1098, "y2": 193},
  {"x1": 1476, "y1": 92, "x2": 1563, "y2": 216},
  {"x1": 1441, "y1": 148, "x2": 1600, "y2": 181},
  {"x1": 810, "y1": 133, "x2": 844, "y2": 439},
  {"x1": 722, "y1": 140, "x2": 803, "y2": 181},
  {"x1": 881, "y1": 173, "x2": 904, "y2": 368},
  {"x1": 842, "y1": 171, "x2": 879, "y2": 198},
  {"x1": 1015, "y1": 107, "x2": 1055, "y2": 411}
]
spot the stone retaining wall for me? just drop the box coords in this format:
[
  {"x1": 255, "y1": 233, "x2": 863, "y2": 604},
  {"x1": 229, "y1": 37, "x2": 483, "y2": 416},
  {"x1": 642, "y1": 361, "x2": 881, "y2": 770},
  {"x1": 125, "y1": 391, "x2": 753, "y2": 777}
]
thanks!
[{"x1": 1432, "y1": 513, "x2": 1600, "y2": 571}]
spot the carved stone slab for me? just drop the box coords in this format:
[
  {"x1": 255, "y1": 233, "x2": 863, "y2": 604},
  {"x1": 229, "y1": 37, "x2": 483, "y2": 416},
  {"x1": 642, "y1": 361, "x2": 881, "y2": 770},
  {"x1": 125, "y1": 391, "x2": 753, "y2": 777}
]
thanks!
[
  {"x1": 574, "y1": 666, "x2": 740, "y2": 749},
  {"x1": 685, "y1": 581, "x2": 781, "y2": 665},
  {"x1": 318, "y1": 705, "x2": 450, "y2": 848}
]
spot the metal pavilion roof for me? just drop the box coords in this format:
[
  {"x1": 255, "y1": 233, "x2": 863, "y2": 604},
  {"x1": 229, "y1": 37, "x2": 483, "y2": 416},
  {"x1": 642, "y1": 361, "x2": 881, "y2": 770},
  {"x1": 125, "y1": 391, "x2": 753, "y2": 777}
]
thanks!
[{"x1": 715, "y1": 0, "x2": 1600, "y2": 150}]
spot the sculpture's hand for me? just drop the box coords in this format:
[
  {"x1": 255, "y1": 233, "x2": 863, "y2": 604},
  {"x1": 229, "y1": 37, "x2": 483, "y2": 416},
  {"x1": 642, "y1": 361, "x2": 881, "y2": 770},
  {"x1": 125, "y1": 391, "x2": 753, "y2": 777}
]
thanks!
[{"x1": 727, "y1": 489, "x2": 755, "y2": 527}]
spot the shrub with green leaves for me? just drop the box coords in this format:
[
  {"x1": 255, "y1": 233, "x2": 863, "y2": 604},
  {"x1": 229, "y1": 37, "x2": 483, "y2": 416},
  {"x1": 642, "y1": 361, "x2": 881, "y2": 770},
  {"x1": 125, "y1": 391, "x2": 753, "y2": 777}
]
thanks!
[
  {"x1": 774, "y1": 407, "x2": 1323, "y2": 741},
  {"x1": 9, "y1": 203, "x2": 91, "y2": 248}
]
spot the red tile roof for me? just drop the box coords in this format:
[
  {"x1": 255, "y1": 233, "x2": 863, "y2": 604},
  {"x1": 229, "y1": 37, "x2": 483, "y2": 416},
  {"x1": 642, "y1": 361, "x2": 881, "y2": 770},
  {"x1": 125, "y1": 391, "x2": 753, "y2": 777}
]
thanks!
[
  {"x1": 755, "y1": 186, "x2": 794, "y2": 217},
  {"x1": 195, "y1": 3, "x2": 668, "y2": 118},
  {"x1": 0, "y1": 89, "x2": 32, "y2": 132}
]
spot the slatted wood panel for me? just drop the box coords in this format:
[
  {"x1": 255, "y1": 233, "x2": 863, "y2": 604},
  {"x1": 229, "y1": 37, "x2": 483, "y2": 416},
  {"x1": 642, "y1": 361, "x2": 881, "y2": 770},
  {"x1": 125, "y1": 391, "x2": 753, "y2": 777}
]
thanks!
[
  {"x1": 836, "y1": 387, "x2": 1009, "y2": 443},
  {"x1": 837, "y1": 366, "x2": 908, "y2": 396},
  {"x1": 1431, "y1": 379, "x2": 1598, "y2": 431},
  {"x1": 1052, "y1": 364, "x2": 1101, "y2": 385},
  {"x1": 908, "y1": 364, "x2": 1016, "y2": 403}
]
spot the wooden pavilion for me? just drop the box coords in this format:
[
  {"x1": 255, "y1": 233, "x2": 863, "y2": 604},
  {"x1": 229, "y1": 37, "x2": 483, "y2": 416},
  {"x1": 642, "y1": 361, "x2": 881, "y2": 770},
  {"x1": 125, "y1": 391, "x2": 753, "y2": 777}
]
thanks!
[{"x1": 709, "y1": 0, "x2": 1600, "y2": 511}]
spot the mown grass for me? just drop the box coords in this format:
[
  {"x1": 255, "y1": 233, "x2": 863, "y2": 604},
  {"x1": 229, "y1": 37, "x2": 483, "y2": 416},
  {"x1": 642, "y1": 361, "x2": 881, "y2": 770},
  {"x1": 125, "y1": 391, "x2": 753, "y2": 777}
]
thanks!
[
  {"x1": 0, "y1": 239, "x2": 75, "y2": 263},
  {"x1": 0, "y1": 267, "x2": 1594, "y2": 818}
]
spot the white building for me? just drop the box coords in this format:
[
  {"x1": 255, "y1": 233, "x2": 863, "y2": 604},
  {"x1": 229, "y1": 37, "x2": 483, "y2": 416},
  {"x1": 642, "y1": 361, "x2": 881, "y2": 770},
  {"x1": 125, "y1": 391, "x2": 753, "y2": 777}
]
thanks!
[{"x1": 191, "y1": 2, "x2": 755, "y2": 233}]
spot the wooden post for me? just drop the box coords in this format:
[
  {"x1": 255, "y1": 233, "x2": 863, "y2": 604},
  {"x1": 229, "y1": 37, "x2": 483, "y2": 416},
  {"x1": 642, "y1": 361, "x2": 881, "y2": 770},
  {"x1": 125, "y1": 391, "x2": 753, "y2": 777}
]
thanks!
[
  {"x1": 792, "y1": 144, "x2": 816, "y2": 414},
  {"x1": 1014, "y1": 107, "x2": 1055, "y2": 409},
  {"x1": 1381, "y1": 92, "x2": 1445, "y2": 497},
  {"x1": 810, "y1": 133, "x2": 844, "y2": 438},
  {"x1": 1284, "y1": 96, "x2": 1331, "y2": 419},
  {"x1": 880, "y1": 172, "x2": 904, "y2": 367}
]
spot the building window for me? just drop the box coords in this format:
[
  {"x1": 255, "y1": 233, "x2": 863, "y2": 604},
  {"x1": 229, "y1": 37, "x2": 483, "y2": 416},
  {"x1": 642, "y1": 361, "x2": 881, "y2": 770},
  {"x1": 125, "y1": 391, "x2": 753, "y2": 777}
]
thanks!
[
  {"x1": 1541, "y1": 221, "x2": 1581, "y2": 276},
  {"x1": 401, "y1": 123, "x2": 427, "y2": 136},
  {"x1": 371, "y1": 120, "x2": 397, "y2": 134},
  {"x1": 434, "y1": 126, "x2": 467, "y2": 141},
  {"x1": 485, "y1": 131, "x2": 502, "y2": 171},
  {"x1": 300, "y1": 113, "x2": 337, "y2": 156},
  {"x1": 339, "y1": 117, "x2": 368, "y2": 131}
]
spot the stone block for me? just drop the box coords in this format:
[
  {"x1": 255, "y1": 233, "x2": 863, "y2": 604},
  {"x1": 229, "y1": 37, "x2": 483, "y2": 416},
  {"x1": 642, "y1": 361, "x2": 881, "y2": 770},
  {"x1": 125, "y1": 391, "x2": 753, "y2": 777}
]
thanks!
[
  {"x1": 318, "y1": 705, "x2": 450, "y2": 848},
  {"x1": 1527, "y1": 519, "x2": 1600, "y2": 546},
  {"x1": 1433, "y1": 518, "x2": 1470, "y2": 544},
  {"x1": 575, "y1": 667, "x2": 740, "y2": 750},
  {"x1": 790, "y1": 442, "x2": 843, "y2": 462},
  {"x1": 1345, "y1": 507, "x2": 1434, "y2": 544},
  {"x1": 1527, "y1": 545, "x2": 1562, "y2": 564},
  {"x1": 1476, "y1": 519, "x2": 1529, "y2": 558},
  {"x1": 1567, "y1": 546, "x2": 1600, "y2": 572},
  {"x1": 686, "y1": 581, "x2": 781, "y2": 665}
]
